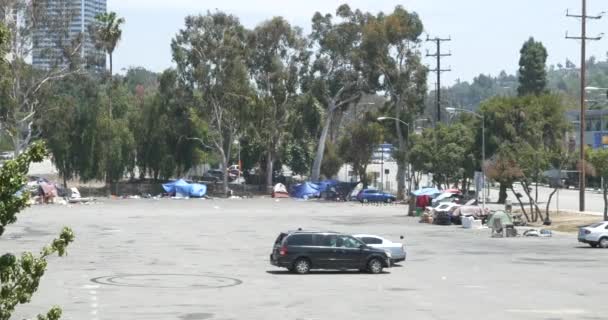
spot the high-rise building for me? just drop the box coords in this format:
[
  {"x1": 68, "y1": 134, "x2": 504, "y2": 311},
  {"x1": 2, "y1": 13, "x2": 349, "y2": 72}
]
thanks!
[{"x1": 32, "y1": 0, "x2": 106, "y2": 70}]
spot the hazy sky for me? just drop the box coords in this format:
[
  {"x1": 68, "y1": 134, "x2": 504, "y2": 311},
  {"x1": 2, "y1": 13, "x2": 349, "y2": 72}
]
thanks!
[{"x1": 108, "y1": 0, "x2": 608, "y2": 85}]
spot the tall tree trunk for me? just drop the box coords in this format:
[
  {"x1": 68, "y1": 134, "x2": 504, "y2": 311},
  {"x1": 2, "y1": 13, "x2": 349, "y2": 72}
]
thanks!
[
  {"x1": 395, "y1": 119, "x2": 406, "y2": 200},
  {"x1": 545, "y1": 188, "x2": 558, "y2": 220},
  {"x1": 311, "y1": 104, "x2": 335, "y2": 181},
  {"x1": 221, "y1": 158, "x2": 229, "y2": 197},
  {"x1": 510, "y1": 185, "x2": 530, "y2": 222},
  {"x1": 109, "y1": 53, "x2": 113, "y2": 118},
  {"x1": 266, "y1": 150, "x2": 273, "y2": 194},
  {"x1": 498, "y1": 183, "x2": 508, "y2": 204}
]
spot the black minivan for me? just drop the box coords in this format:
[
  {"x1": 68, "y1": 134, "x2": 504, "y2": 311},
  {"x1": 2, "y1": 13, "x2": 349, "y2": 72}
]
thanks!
[{"x1": 270, "y1": 230, "x2": 392, "y2": 274}]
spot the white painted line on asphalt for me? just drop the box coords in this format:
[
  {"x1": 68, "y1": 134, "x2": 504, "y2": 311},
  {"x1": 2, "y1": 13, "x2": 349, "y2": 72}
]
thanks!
[
  {"x1": 83, "y1": 284, "x2": 99, "y2": 289},
  {"x1": 507, "y1": 309, "x2": 586, "y2": 315}
]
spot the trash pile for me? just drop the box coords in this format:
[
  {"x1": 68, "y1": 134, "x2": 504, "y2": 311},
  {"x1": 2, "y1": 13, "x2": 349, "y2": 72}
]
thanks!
[{"x1": 20, "y1": 177, "x2": 94, "y2": 205}]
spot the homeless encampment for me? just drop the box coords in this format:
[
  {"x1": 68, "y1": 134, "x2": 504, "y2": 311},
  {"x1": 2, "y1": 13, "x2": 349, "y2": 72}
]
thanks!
[
  {"x1": 291, "y1": 182, "x2": 320, "y2": 199},
  {"x1": 272, "y1": 183, "x2": 289, "y2": 198},
  {"x1": 162, "y1": 179, "x2": 207, "y2": 198}
]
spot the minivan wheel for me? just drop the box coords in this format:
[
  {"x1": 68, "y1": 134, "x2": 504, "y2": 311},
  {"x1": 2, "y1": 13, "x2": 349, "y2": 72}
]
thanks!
[
  {"x1": 362, "y1": 198, "x2": 369, "y2": 204},
  {"x1": 600, "y1": 238, "x2": 608, "y2": 249},
  {"x1": 293, "y1": 258, "x2": 311, "y2": 274},
  {"x1": 367, "y1": 258, "x2": 383, "y2": 274},
  {"x1": 385, "y1": 198, "x2": 393, "y2": 204}
]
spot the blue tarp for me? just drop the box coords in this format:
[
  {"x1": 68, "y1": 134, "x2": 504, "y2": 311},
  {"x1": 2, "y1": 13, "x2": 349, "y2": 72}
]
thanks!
[
  {"x1": 291, "y1": 182, "x2": 321, "y2": 199},
  {"x1": 412, "y1": 187, "x2": 441, "y2": 196},
  {"x1": 162, "y1": 179, "x2": 207, "y2": 198},
  {"x1": 316, "y1": 180, "x2": 339, "y2": 193}
]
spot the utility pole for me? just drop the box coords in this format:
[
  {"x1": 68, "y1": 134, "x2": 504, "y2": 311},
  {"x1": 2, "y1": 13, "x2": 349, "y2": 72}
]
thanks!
[
  {"x1": 566, "y1": 0, "x2": 603, "y2": 212},
  {"x1": 427, "y1": 36, "x2": 451, "y2": 125}
]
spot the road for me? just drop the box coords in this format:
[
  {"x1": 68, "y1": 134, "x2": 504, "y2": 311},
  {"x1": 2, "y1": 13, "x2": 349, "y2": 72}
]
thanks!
[
  {"x1": 486, "y1": 184, "x2": 607, "y2": 215},
  {"x1": 2, "y1": 198, "x2": 607, "y2": 320}
]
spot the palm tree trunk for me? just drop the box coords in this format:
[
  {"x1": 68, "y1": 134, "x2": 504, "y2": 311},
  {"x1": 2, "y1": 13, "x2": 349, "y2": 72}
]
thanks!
[{"x1": 109, "y1": 53, "x2": 113, "y2": 118}]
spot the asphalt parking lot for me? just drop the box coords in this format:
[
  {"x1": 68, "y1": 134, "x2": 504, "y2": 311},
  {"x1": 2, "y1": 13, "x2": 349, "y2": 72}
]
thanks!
[{"x1": 2, "y1": 198, "x2": 608, "y2": 320}]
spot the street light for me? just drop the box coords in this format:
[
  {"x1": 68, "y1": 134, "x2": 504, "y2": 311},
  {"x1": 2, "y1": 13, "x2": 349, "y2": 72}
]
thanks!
[
  {"x1": 377, "y1": 117, "x2": 428, "y2": 196},
  {"x1": 446, "y1": 107, "x2": 486, "y2": 209}
]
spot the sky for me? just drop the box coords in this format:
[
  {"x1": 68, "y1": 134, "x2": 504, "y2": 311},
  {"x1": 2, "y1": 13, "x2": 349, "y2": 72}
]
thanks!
[{"x1": 108, "y1": 0, "x2": 608, "y2": 86}]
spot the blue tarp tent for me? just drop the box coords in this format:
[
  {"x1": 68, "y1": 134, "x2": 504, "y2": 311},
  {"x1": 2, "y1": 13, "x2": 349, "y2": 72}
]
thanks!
[
  {"x1": 412, "y1": 187, "x2": 441, "y2": 196},
  {"x1": 316, "y1": 180, "x2": 339, "y2": 193},
  {"x1": 189, "y1": 184, "x2": 207, "y2": 198},
  {"x1": 162, "y1": 179, "x2": 207, "y2": 198},
  {"x1": 291, "y1": 182, "x2": 321, "y2": 199}
]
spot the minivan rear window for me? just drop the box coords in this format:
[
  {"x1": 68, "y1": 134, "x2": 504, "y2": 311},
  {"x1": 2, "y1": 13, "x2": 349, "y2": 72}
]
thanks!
[
  {"x1": 286, "y1": 234, "x2": 314, "y2": 246},
  {"x1": 274, "y1": 233, "x2": 287, "y2": 245}
]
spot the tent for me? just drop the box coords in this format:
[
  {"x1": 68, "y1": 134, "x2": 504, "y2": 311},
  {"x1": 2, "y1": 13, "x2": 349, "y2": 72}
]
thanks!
[
  {"x1": 272, "y1": 183, "x2": 289, "y2": 198},
  {"x1": 412, "y1": 187, "x2": 441, "y2": 196},
  {"x1": 189, "y1": 183, "x2": 207, "y2": 198},
  {"x1": 487, "y1": 211, "x2": 514, "y2": 227},
  {"x1": 316, "y1": 180, "x2": 339, "y2": 193},
  {"x1": 291, "y1": 182, "x2": 320, "y2": 199},
  {"x1": 162, "y1": 179, "x2": 207, "y2": 198}
]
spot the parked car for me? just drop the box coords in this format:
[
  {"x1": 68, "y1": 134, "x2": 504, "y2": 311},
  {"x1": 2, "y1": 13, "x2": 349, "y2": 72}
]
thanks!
[
  {"x1": 357, "y1": 189, "x2": 397, "y2": 203},
  {"x1": 353, "y1": 234, "x2": 406, "y2": 264},
  {"x1": 270, "y1": 229, "x2": 392, "y2": 274},
  {"x1": 578, "y1": 222, "x2": 608, "y2": 248},
  {"x1": 201, "y1": 169, "x2": 224, "y2": 183}
]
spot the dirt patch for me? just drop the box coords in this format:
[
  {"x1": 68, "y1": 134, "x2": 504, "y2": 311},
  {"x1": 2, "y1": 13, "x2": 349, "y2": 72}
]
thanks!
[{"x1": 528, "y1": 211, "x2": 604, "y2": 233}]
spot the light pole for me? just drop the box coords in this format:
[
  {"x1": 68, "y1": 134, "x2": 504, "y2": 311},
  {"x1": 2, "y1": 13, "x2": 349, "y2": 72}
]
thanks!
[
  {"x1": 377, "y1": 117, "x2": 428, "y2": 195},
  {"x1": 446, "y1": 107, "x2": 485, "y2": 209}
]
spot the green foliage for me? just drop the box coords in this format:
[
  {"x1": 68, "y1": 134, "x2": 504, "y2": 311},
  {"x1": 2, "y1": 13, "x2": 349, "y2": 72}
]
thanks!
[
  {"x1": 0, "y1": 143, "x2": 46, "y2": 235},
  {"x1": 518, "y1": 37, "x2": 548, "y2": 96},
  {"x1": 409, "y1": 124, "x2": 475, "y2": 188},
  {"x1": 89, "y1": 11, "x2": 125, "y2": 74},
  {"x1": 321, "y1": 141, "x2": 343, "y2": 179},
  {"x1": 339, "y1": 118, "x2": 383, "y2": 187},
  {"x1": 589, "y1": 148, "x2": 608, "y2": 220},
  {"x1": 172, "y1": 11, "x2": 252, "y2": 194},
  {"x1": 0, "y1": 144, "x2": 74, "y2": 320}
]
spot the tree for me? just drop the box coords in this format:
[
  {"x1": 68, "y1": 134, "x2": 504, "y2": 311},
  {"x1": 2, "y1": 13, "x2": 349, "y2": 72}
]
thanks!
[
  {"x1": 409, "y1": 124, "x2": 475, "y2": 189},
  {"x1": 481, "y1": 94, "x2": 570, "y2": 220},
  {"x1": 339, "y1": 117, "x2": 383, "y2": 187},
  {"x1": 365, "y1": 6, "x2": 427, "y2": 198},
  {"x1": 0, "y1": 143, "x2": 75, "y2": 320},
  {"x1": 89, "y1": 11, "x2": 125, "y2": 78},
  {"x1": 172, "y1": 11, "x2": 251, "y2": 195},
  {"x1": 320, "y1": 141, "x2": 342, "y2": 179},
  {"x1": 247, "y1": 17, "x2": 309, "y2": 191},
  {"x1": 589, "y1": 148, "x2": 608, "y2": 221},
  {"x1": 517, "y1": 37, "x2": 548, "y2": 96},
  {"x1": 0, "y1": 0, "x2": 83, "y2": 155},
  {"x1": 89, "y1": 11, "x2": 125, "y2": 122},
  {"x1": 307, "y1": 5, "x2": 376, "y2": 181}
]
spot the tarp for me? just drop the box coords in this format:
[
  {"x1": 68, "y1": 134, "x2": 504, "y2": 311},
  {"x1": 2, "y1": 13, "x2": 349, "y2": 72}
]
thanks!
[
  {"x1": 412, "y1": 187, "x2": 441, "y2": 196},
  {"x1": 162, "y1": 179, "x2": 207, "y2": 198},
  {"x1": 452, "y1": 206, "x2": 488, "y2": 219},
  {"x1": 488, "y1": 211, "x2": 514, "y2": 227},
  {"x1": 273, "y1": 183, "x2": 288, "y2": 193},
  {"x1": 189, "y1": 183, "x2": 207, "y2": 198},
  {"x1": 273, "y1": 183, "x2": 289, "y2": 198},
  {"x1": 39, "y1": 182, "x2": 58, "y2": 197},
  {"x1": 291, "y1": 182, "x2": 320, "y2": 199},
  {"x1": 316, "y1": 180, "x2": 339, "y2": 193}
]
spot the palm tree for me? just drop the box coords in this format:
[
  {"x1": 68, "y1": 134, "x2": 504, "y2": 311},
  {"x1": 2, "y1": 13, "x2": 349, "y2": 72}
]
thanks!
[
  {"x1": 89, "y1": 12, "x2": 125, "y2": 119},
  {"x1": 89, "y1": 12, "x2": 125, "y2": 78}
]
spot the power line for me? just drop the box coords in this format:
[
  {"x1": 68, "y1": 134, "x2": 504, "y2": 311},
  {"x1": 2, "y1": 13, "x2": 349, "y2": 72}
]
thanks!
[
  {"x1": 565, "y1": 0, "x2": 604, "y2": 212},
  {"x1": 426, "y1": 36, "x2": 451, "y2": 125}
]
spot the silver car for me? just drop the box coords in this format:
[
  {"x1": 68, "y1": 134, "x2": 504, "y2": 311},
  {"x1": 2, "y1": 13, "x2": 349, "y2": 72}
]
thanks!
[
  {"x1": 578, "y1": 222, "x2": 608, "y2": 248},
  {"x1": 354, "y1": 234, "x2": 406, "y2": 263}
]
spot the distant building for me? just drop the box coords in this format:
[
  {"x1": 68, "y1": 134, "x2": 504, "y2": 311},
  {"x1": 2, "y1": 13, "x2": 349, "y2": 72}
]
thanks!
[
  {"x1": 567, "y1": 109, "x2": 608, "y2": 149},
  {"x1": 32, "y1": 0, "x2": 106, "y2": 70}
]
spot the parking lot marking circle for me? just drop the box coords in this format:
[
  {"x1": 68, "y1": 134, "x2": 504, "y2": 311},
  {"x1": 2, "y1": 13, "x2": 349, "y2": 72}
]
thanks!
[{"x1": 90, "y1": 273, "x2": 243, "y2": 289}]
